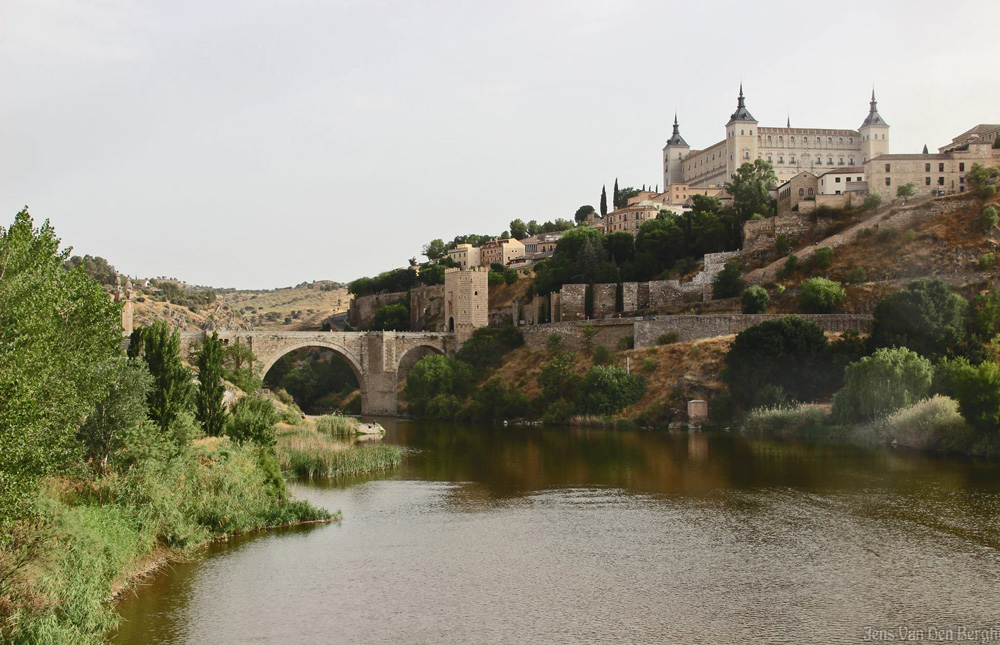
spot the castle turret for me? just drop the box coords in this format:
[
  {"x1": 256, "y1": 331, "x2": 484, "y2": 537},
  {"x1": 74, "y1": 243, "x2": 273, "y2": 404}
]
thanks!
[
  {"x1": 725, "y1": 84, "x2": 759, "y2": 181},
  {"x1": 859, "y1": 89, "x2": 890, "y2": 163},
  {"x1": 662, "y1": 113, "x2": 690, "y2": 188}
]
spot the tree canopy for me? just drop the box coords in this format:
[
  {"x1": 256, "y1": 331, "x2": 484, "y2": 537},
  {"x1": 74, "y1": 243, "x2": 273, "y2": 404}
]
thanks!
[
  {"x1": 870, "y1": 279, "x2": 967, "y2": 358},
  {"x1": 725, "y1": 159, "x2": 778, "y2": 221}
]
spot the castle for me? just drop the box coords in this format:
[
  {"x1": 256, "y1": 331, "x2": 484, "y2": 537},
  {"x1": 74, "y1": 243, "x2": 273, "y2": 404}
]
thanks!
[{"x1": 662, "y1": 86, "x2": 889, "y2": 189}]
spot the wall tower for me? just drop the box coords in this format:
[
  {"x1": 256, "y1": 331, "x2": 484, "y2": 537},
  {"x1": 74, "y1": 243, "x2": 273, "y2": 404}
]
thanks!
[
  {"x1": 662, "y1": 113, "x2": 690, "y2": 189},
  {"x1": 724, "y1": 84, "x2": 759, "y2": 181},
  {"x1": 859, "y1": 89, "x2": 890, "y2": 163}
]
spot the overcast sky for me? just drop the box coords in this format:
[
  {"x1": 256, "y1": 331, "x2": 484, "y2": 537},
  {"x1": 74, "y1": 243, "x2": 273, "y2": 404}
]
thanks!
[{"x1": 2, "y1": 0, "x2": 998, "y2": 289}]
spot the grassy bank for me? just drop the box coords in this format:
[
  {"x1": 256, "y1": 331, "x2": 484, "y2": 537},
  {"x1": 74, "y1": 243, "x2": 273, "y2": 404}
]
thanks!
[
  {"x1": 275, "y1": 421, "x2": 402, "y2": 479},
  {"x1": 1, "y1": 439, "x2": 330, "y2": 644}
]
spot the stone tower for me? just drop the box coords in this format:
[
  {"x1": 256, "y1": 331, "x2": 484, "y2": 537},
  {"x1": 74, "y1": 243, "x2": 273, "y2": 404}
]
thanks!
[
  {"x1": 725, "y1": 84, "x2": 759, "y2": 181},
  {"x1": 113, "y1": 274, "x2": 135, "y2": 335},
  {"x1": 662, "y1": 113, "x2": 690, "y2": 189},
  {"x1": 443, "y1": 267, "x2": 488, "y2": 342},
  {"x1": 859, "y1": 89, "x2": 890, "y2": 163}
]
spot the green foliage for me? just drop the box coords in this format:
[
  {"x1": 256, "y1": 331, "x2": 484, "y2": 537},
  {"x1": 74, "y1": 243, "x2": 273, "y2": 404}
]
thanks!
[
  {"x1": 831, "y1": 347, "x2": 933, "y2": 423},
  {"x1": 422, "y1": 238, "x2": 448, "y2": 261},
  {"x1": 600, "y1": 186, "x2": 608, "y2": 217},
  {"x1": 783, "y1": 253, "x2": 799, "y2": 275},
  {"x1": 195, "y1": 332, "x2": 227, "y2": 437},
  {"x1": 980, "y1": 253, "x2": 996, "y2": 270},
  {"x1": 947, "y1": 360, "x2": 1000, "y2": 436},
  {"x1": 712, "y1": 260, "x2": 745, "y2": 299},
  {"x1": 62, "y1": 254, "x2": 119, "y2": 286},
  {"x1": 775, "y1": 234, "x2": 790, "y2": 255},
  {"x1": 605, "y1": 231, "x2": 635, "y2": 265},
  {"x1": 804, "y1": 247, "x2": 833, "y2": 273},
  {"x1": 902, "y1": 229, "x2": 917, "y2": 243},
  {"x1": 574, "y1": 205, "x2": 596, "y2": 222},
  {"x1": 279, "y1": 437, "x2": 402, "y2": 479},
  {"x1": 981, "y1": 206, "x2": 998, "y2": 230},
  {"x1": 640, "y1": 356, "x2": 657, "y2": 373},
  {"x1": 592, "y1": 344, "x2": 613, "y2": 365},
  {"x1": 896, "y1": 182, "x2": 916, "y2": 202},
  {"x1": 503, "y1": 268, "x2": 518, "y2": 285},
  {"x1": 546, "y1": 334, "x2": 563, "y2": 354},
  {"x1": 724, "y1": 316, "x2": 833, "y2": 408},
  {"x1": 972, "y1": 290, "x2": 1000, "y2": 339},
  {"x1": 509, "y1": 219, "x2": 528, "y2": 240},
  {"x1": 348, "y1": 268, "x2": 417, "y2": 297},
  {"x1": 657, "y1": 332, "x2": 679, "y2": 345},
  {"x1": 862, "y1": 193, "x2": 883, "y2": 211},
  {"x1": 0, "y1": 210, "x2": 124, "y2": 524},
  {"x1": 724, "y1": 159, "x2": 778, "y2": 221},
  {"x1": 799, "y1": 277, "x2": 846, "y2": 313},
  {"x1": 221, "y1": 340, "x2": 261, "y2": 392},
  {"x1": 77, "y1": 358, "x2": 153, "y2": 473},
  {"x1": 404, "y1": 355, "x2": 474, "y2": 418},
  {"x1": 743, "y1": 404, "x2": 829, "y2": 438},
  {"x1": 265, "y1": 350, "x2": 358, "y2": 413},
  {"x1": 488, "y1": 270, "x2": 504, "y2": 286},
  {"x1": 462, "y1": 376, "x2": 530, "y2": 422},
  {"x1": 870, "y1": 279, "x2": 968, "y2": 359},
  {"x1": 967, "y1": 163, "x2": 1000, "y2": 199},
  {"x1": 454, "y1": 326, "x2": 523, "y2": 372},
  {"x1": 846, "y1": 267, "x2": 867, "y2": 284},
  {"x1": 616, "y1": 335, "x2": 635, "y2": 351},
  {"x1": 371, "y1": 302, "x2": 410, "y2": 331},
  {"x1": 579, "y1": 323, "x2": 598, "y2": 354},
  {"x1": 575, "y1": 366, "x2": 647, "y2": 415},
  {"x1": 740, "y1": 285, "x2": 769, "y2": 314},
  {"x1": 129, "y1": 320, "x2": 194, "y2": 436},
  {"x1": 314, "y1": 415, "x2": 359, "y2": 436},
  {"x1": 226, "y1": 394, "x2": 278, "y2": 446}
]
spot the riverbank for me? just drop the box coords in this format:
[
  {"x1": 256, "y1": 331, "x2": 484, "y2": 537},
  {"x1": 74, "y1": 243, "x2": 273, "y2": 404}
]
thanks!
[
  {"x1": 274, "y1": 415, "x2": 403, "y2": 479},
  {"x1": 1, "y1": 439, "x2": 331, "y2": 644}
]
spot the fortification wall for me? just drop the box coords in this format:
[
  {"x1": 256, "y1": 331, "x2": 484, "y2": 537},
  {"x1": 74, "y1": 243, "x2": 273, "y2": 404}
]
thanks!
[
  {"x1": 348, "y1": 291, "x2": 407, "y2": 328},
  {"x1": 634, "y1": 314, "x2": 872, "y2": 346},
  {"x1": 522, "y1": 320, "x2": 637, "y2": 352}
]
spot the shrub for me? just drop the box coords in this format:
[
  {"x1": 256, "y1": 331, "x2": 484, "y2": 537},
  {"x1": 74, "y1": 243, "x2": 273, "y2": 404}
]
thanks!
[
  {"x1": 503, "y1": 268, "x2": 518, "y2": 285},
  {"x1": 804, "y1": 247, "x2": 833, "y2": 273},
  {"x1": 783, "y1": 253, "x2": 799, "y2": 274},
  {"x1": 724, "y1": 316, "x2": 833, "y2": 408},
  {"x1": 981, "y1": 206, "x2": 999, "y2": 230},
  {"x1": 463, "y1": 377, "x2": 530, "y2": 422},
  {"x1": 903, "y1": 229, "x2": 917, "y2": 243},
  {"x1": 278, "y1": 406, "x2": 303, "y2": 426},
  {"x1": 950, "y1": 360, "x2": 1000, "y2": 436},
  {"x1": 980, "y1": 253, "x2": 996, "y2": 270},
  {"x1": 538, "y1": 353, "x2": 581, "y2": 402},
  {"x1": 455, "y1": 326, "x2": 523, "y2": 372},
  {"x1": 743, "y1": 404, "x2": 828, "y2": 438},
  {"x1": 640, "y1": 356, "x2": 657, "y2": 373},
  {"x1": 740, "y1": 286, "x2": 769, "y2": 314},
  {"x1": 870, "y1": 279, "x2": 967, "y2": 359},
  {"x1": 831, "y1": 347, "x2": 933, "y2": 423},
  {"x1": 846, "y1": 267, "x2": 867, "y2": 284},
  {"x1": 404, "y1": 355, "x2": 473, "y2": 418},
  {"x1": 616, "y1": 336, "x2": 635, "y2": 351},
  {"x1": 857, "y1": 396, "x2": 970, "y2": 451},
  {"x1": 371, "y1": 302, "x2": 410, "y2": 331},
  {"x1": 657, "y1": 332, "x2": 679, "y2": 345},
  {"x1": 592, "y1": 344, "x2": 613, "y2": 365},
  {"x1": 799, "y1": 277, "x2": 846, "y2": 313},
  {"x1": 862, "y1": 193, "x2": 882, "y2": 211},
  {"x1": 226, "y1": 394, "x2": 278, "y2": 446},
  {"x1": 541, "y1": 400, "x2": 575, "y2": 425},
  {"x1": 712, "y1": 260, "x2": 745, "y2": 299},
  {"x1": 314, "y1": 414, "x2": 357, "y2": 436},
  {"x1": 575, "y1": 366, "x2": 647, "y2": 415}
]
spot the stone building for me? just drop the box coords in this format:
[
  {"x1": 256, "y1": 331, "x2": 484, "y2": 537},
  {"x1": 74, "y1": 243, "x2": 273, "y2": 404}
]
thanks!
[
  {"x1": 478, "y1": 237, "x2": 525, "y2": 267},
  {"x1": 113, "y1": 275, "x2": 134, "y2": 335},
  {"x1": 446, "y1": 243, "x2": 480, "y2": 270},
  {"x1": 443, "y1": 267, "x2": 488, "y2": 341},
  {"x1": 663, "y1": 87, "x2": 890, "y2": 189},
  {"x1": 864, "y1": 139, "x2": 1000, "y2": 201}
]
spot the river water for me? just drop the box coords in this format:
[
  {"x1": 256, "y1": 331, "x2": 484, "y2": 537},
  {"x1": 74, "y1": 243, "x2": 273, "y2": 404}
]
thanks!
[{"x1": 114, "y1": 420, "x2": 1000, "y2": 644}]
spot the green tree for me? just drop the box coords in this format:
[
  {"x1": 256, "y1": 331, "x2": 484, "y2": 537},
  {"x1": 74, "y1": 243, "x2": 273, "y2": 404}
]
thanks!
[
  {"x1": 981, "y1": 206, "x2": 998, "y2": 230},
  {"x1": 870, "y1": 279, "x2": 967, "y2": 358},
  {"x1": 799, "y1": 277, "x2": 846, "y2": 313},
  {"x1": 712, "y1": 260, "x2": 745, "y2": 299},
  {"x1": 862, "y1": 193, "x2": 883, "y2": 211},
  {"x1": 896, "y1": 182, "x2": 916, "y2": 203},
  {"x1": 724, "y1": 316, "x2": 833, "y2": 407},
  {"x1": 575, "y1": 366, "x2": 647, "y2": 415},
  {"x1": 605, "y1": 231, "x2": 635, "y2": 265},
  {"x1": 613, "y1": 178, "x2": 620, "y2": 209},
  {"x1": 226, "y1": 394, "x2": 278, "y2": 446},
  {"x1": 967, "y1": 163, "x2": 1000, "y2": 199},
  {"x1": 574, "y1": 205, "x2": 596, "y2": 223},
  {"x1": 724, "y1": 159, "x2": 778, "y2": 221},
  {"x1": 371, "y1": 302, "x2": 410, "y2": 331},
  {"x1": 222, "y1": 339, "x2": 260, "y2": 392},
  {"x1": 77, "y1": 358, "x2": 152, "y2": 472},
  {"x1": 0, "y1": 209, "x2": 125, "y2": 523},
  {"x1": 741, "y1": 285, "x2": 769, "y2": 313},
  {"x1": 600, "y1": 186, "x2": 608, "y2": 217},
  {"x1": 129, "y1": 320, "x2": 194, "y2": 436},
  {"x1": 831, "y1": 347, "x2": 933, "y2": 423},
  {"x1": 196, "y1": 332, "x2": 227, "y2": 437},
  {"x1": 422, "y1": 239, "x2": 448, "y2": 261},
  {"x1": 509, "y1": 219, "x2": 528, "y2": 240},
  {"x1": 950, "y1": 360, "x2": 1000, "y2": 436},
  {"x1": 538, "y1": 353, "x2": 581, "y2": 402}
]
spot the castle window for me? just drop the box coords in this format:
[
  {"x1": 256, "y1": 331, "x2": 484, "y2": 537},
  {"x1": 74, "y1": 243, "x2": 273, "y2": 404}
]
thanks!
[
  {"x1": 938, "y1": 177, "x2": 945, "y2": 186},
  {"x1": 741, "y1": 130, "x2": 744, "y2": 135},
  {"x1": 744, "y1": 148, "x2": 750, "y2": 160},
  {"x1": 885, "y1": 163, "x2": 891, "y2": 172},
  {"x1": 799, "y1": 188, "x2": 804, "y2": 196},
  {"x1": 779, "y1": 136, "x2": 783, "y2": 144},
  {"x1": 779, "y1": 157, "x2": 784, "y2": 164},
  {"x1": 849, "y1": 158, "x2": 855, "y2": 165},
  {"x1": 939, "y1": 163, "x2": 945, "y2": 172},
  {"x1": 808, "y1": 188, "x2": 814, "y2": 196},
  {"x1": 816, "y1": 137, "x2": 821, "y2": 143},
  {"x1": 750, "y1": 130, "x2": 753, "y2": 135},
  {"x1": 925, "y1": 163, "x2": 931, "y2": 172},
  {"x1": 790, "y1": 136, "x2": 794, "y2": 144},
  {"x1": 926, "y1": 177, "x2": 931, "y2": 185},
  {"x1": 767, "y1": 136, "x2": 772, "y2": 144},
  {"x1": 839, "y1": 137, "x2": 843, "y2": 144},
  {"x1": 960, "y1": 176, "x2": 965, "y2": 184},
  {"x1": 790, "y1": 156, "x2": 796, "y2": 163},
  {"x1": 828, "y1": 137, "x2": 833, "y2": 145},
  {"x1": 960, "y1": 163, "x2": 965, "y2": 171},
  {"x1": 835, "y1": 177, "x2": 842, "y2": 183},
  {"x1": 828, "y1": 158, "x2": 834, "y2": 165},
  {"x1": 849, "y1": 138, "x2": 853, "y2": 143},
  {"x1": 767, "y1": 156, "x2": 772, "y2": 163},
  {"x1": 885, "y1": 178, "x2": 891, "y2": 186},
  {"x1": 846, "y1": 177, "x2": 852, "y2": 182}
]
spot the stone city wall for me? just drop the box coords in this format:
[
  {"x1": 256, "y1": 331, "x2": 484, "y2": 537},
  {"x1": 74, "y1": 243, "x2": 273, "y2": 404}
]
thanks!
[
  {"x1": 559, "y1": 284, "x2": 587, "y2": 321},
  {"x1": 634, "y1": 314, "x2": 873, "y2": 347},
  {"x1": 348, "y1": 291, "x2": 407, "y2": 328},
  {"x1": 523, "y1": 319, "x2": 637, "y2": 352},
  {"x1": 592, "y1": 283, "x2": 617, "y2": 318},
  {"x1": 409, "y1": 284, "x2": 445, "y2": 331}
]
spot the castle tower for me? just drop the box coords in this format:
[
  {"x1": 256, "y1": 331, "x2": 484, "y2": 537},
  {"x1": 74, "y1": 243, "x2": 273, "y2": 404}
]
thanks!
[
  {"x1": 443, "y1": 267, "x2": 488, "y2": 342},
  {"x1": 662, "y1": 113, "x2": 690, "y2": 188},
  {"x1": 859, "y1": 89, "x2": 890, "y2": 163},
  {"x1": 725, "y1": 84, "x2": 759, "y2": 181}
]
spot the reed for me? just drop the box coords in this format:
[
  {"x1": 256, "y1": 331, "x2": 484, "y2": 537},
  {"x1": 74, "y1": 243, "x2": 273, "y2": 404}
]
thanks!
[{"x1": 314, "y1": 414, "x2": 360, "y2": 436}]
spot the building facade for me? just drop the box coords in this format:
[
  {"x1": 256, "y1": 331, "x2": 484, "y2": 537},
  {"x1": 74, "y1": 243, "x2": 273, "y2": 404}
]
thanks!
[
  {"x1": 864, "y1": 140, "x2": 1000, "y2": 201},
  {"x1": 663, "y1": 87, "x2": 890, "y2": 189},
  {"x1": 447, "y1": 243, "x2": 480, "y2": 270},
  {"x1": 478, "y1": 237, "x2": 525, "y2": 267}
]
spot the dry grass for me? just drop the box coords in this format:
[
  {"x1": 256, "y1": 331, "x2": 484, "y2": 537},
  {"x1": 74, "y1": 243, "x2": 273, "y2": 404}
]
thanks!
[{"x1": 218, "y1": 281, "x2": 349, "y2": 330}]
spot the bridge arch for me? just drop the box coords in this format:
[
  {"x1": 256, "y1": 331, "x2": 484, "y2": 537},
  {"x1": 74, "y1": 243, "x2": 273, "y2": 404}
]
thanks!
[
  {"x1": 395, "y1": 342, "x2": 447, "y2": 389},
  {"x1": 258, "y1": 341, "x2": 368, "y2": 413}
]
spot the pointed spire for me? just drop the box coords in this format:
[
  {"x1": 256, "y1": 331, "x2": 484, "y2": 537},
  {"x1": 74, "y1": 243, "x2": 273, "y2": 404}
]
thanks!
[
  {"x1": 728, "y1": 83, "x2": 756, "y2": 123},
  {"x1": 787, "y1": 114, "x2": 791, "y2": 128},
  {"x1": 922, "y1": 144, "x2": 929, "y2": 154},
  {"x1": 666, "y1": 112, "x2": 688, "y2": 146},
  {"x1": 860, "y1": 87, "x2": 888, "y2": 128}
]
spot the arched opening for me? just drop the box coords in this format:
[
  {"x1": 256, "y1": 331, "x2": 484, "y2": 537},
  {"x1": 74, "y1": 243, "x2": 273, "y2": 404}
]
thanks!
[
  {"x1": 395, "y1": 344, "x2": 446, "y2": 414},
  {"x1": 262, "y1": 344, "x2": 364, "y2": 415},
  {"x1": 448, "y1": 317, "x2": 455, "y2": 333}
]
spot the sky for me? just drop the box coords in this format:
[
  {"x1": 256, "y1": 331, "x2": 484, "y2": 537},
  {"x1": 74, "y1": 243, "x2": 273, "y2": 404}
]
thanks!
[{"x1": 2, "y1": 0, "x2": 998, "y2": 289}]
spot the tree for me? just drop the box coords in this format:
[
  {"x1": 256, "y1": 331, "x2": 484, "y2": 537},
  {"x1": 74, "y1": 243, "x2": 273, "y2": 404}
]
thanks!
[
  {"x1": 222, "y1": 339, "x2": 260, "y2": 393},
  {"x1": 831, "y1": 347, "x2": 933, "y2": 423},
  {"x1": 509, "y1": 219, "x2": 528, "y2": 240},
  {"x1": 538, "y1": 353, "x2": 581, "y2": 402},
  {"x1": 195, "y1": 332, "x2": 227, "y2": 437},
  {"x1": 724, "y1": 316, "x2": 834, "y2": 407},
  {"x1": 870, "y1": 279, "x2": 967, "y2": 359},
  {"x1": 896, "y1": 182, "x2": 916, "y2": 204},
  {"x1": 575, "y1": 366, "x2": 646, "y2": 415},
  {"x1": 967, "y1": 163, "x2": 1000, "y2": 199},
  {"x1": 981, "y1": 206, "x2": 998, "y2": 231},
  {"x1": 422, "y1": 239, "x2": 448, "y2": 261},
  {"x1": 77, "y1": 358, "x2": 153, "y2": 472},
  {"x1": 129, "y1": 320, "x2": 194, "y2": 436},
  {"x1": 862, "y1": 193, "x2": 883, "y2": 211},
  {"x1": 712, "y1": 260, "x2": 745, "y2": 299},
  {"x1": 613, "y1": 179, "x2": 620, "y2": 210},
  {"x1": 0, "y1": 209, "x2": 125, "y2": 523},
  {"x1": 600, "y1": 186, "x2": 608, "y2": 217},
  {"x1": 799, "y1": 277, "x2": 846, "y2": 313},
  {"x1": 574, "y1": 205, "x2": 595, "y2": 223},
  {"x1": 225, "y1": 394, "x2": 278, "y2": 446},
  {"x1": 950, "y1": 360, "x2": 1000, "y2": 436},
  {"x1": 741, "y1": 286, "x2": 769, "y2": 314},
  {"x1": 616, "y1": 186, "x2": 641, "y2": 207},
  {"x1": 371, "y1": 302, "x2": 410, "y2": 331},
  {"x1": 724, "y1": 159, "x2": 778, "y2": 221},
  {"x1": 605, "y1": 231, "x2": 635, "y2": 265}
]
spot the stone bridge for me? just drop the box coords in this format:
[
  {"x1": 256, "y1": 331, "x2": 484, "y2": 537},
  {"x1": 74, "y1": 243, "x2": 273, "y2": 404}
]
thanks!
[{"x1": 179, "y1": 331, "x2": 458, "y2": 415}]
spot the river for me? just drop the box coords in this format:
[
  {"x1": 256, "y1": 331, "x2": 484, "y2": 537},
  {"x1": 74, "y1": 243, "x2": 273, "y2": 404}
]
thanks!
[{"x1": 113, "y1": 420, "x2": 1000, "y2": 644}]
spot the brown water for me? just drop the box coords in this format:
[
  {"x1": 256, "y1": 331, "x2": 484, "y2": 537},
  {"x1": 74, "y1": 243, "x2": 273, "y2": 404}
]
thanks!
[{"x1": 113, "y1": 420, "x2": 1000, "y2": 644}]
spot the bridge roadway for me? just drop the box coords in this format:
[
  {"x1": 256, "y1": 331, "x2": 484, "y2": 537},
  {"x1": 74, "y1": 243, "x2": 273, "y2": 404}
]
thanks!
[{"x1": 178, "y1": 330, "x2": 457, "y2": 416}]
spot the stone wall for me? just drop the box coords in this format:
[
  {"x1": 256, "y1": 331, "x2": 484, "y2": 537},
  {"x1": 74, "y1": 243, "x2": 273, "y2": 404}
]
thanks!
[
  {"x1": 559, "y1": 284, "x2": 587, "y2": 321},
  {"x1": 348, "y1": 291, "x2": 407, "y2": 328},
  {"x1": 622, "y1": 282, "x2": 639, "y2": 313},
  {"x1": 523, "y1": 320, "x2": 637, "y2": 352},
  {"x1": 743, "y1": 213, "x2": 814, "y2": 259},
  {"x1": 409, "y1": 284, "x2": 445, "y2": 331},
  {"x1": 592, "y1": 283, "x2": 617, "y2": 318},
  {"x1": 634, "y1": 314, "x2": 873, "y2": 347}
]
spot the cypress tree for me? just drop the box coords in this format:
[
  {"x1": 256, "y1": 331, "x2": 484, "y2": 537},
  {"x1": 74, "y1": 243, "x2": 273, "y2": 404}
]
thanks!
[
  {"x1": 133, "y1": 320, "x2": 192, "y2": 433},
  {"x1": 600, "y1": 186, "x2": 608, "y2": 217},
  {"x1": 196, "y1": 331, "x2": 226, "y2": 436},
  {"x1": 613, "y1": 178, "x2": 620, "y2": 209}
]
